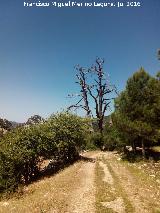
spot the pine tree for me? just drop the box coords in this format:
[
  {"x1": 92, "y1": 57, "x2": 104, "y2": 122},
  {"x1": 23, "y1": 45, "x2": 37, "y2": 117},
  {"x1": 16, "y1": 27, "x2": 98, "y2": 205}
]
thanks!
[{"x1": 114, "y1": 68, "x2": 160, "y2": 158}]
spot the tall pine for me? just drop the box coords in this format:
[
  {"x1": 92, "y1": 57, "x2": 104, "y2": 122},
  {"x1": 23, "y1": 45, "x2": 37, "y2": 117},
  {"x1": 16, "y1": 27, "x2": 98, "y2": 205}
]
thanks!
[{"x1": 114, "y1": 68, "x2": 160, "y2": 158}]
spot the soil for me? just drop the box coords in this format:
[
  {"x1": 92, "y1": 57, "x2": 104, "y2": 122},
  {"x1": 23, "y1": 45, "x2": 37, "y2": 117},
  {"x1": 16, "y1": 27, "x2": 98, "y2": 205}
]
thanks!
[
  {"x1": 0, "y1": 151, "x2": 160, "y2": 213},
  {"x1": 101, "y1": 152, "x2": 160, "y2": 212}
]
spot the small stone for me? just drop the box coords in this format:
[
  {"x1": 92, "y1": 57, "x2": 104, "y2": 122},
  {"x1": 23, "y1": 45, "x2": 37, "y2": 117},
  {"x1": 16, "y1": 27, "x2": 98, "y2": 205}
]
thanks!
[
  {"x1": 156, "y1": 179, "x2": 160, "y2": 184},
  {"x1": 2, "y1": 202, "x2": 9, "y2": 206}
]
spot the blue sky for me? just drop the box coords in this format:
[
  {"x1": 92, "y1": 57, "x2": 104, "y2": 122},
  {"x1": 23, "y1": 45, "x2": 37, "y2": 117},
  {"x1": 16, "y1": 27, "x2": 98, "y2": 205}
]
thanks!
[{"x1": 0, "y1": 0, "x2": 159, "y2": 122}]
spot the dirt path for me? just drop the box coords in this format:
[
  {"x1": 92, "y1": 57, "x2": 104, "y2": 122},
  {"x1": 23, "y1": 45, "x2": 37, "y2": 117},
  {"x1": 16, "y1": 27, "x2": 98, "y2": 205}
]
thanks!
[
  {"x1": 0, "y1": 152, "x2": 99, "y2": 213},
  {"x1": 67, "y1": 161, "x2": 95, "y2": 213},
  {"x1": 0, "y1": 151, "x2": 160, "y2": 213},
  {"x1": 67, "y1": 152, "x2": 101, "y2": 213},
  {"x1": 100, "y1": 152, "x2": 160, "y2": 212}
]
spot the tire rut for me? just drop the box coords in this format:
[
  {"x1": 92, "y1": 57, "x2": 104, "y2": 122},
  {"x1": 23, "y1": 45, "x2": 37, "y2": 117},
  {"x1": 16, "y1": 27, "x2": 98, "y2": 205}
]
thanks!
[
  {"x1": 102, "y1": 152, "x2": 160, "y2": 213},
  {"x1": 66, "y1": 153, "x2": 99, "y2": 213}
]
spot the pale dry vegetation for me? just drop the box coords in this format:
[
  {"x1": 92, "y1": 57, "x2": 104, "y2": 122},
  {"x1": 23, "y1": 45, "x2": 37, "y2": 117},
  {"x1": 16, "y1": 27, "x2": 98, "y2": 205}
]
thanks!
[{"x1": 0, "y1": 151, "x2": 160, "y2": 213}]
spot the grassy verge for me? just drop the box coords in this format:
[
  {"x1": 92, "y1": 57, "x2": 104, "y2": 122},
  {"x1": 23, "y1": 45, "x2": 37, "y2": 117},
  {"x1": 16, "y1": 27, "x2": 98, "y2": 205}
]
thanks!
[
  {"x1": 106, "y1": 160, "x2": 134, "y2": 212},
  {"x1": 95, "y1": 156, "x2": 134, "y2": 213},
  {"x1": 121, "y1": 159, "x2": 160, "y2": 188},
  {"x1": 95, "y1": 160, "x2": 115, "y2": 213},
  {"x1": 120, "y1": 159, "x2": 160, "y2": 212},
  {"x1": 0, "y1": 161, "x2": 83, "y2": 213}
]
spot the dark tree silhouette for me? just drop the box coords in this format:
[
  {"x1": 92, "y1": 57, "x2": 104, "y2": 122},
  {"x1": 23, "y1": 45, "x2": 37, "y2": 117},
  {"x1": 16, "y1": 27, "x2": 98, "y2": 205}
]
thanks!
[
  {"x1": 157, "y1": 49, "x2": 160, "y2": 60},
  {"x1": 26, "y1": 115, "x2": 44, "y2": 125},
  {"x1": 68, "y1": 66, "x2": 91, "y2": 117},
  {"x1": 68, "y1": 58, "x2": 117, "y2": 133},
  {"x1": 0, "y1": 118, "x2": 12, "y2": 130}
]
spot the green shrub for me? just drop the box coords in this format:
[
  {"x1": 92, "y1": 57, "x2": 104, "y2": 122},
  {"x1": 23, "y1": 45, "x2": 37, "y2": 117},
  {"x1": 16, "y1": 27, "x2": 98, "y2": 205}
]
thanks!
[
  {"x1": 0, "y1": 126, "x2": 41, "y2": 192},
  {"x1": 103, "y1": 135, "x2": 116, "y2": 151},
  {"x1": 88, "y1": 132, "x2": 103, "y2": 149},
  {"x1": 0, "y1": 112, "x2": 89, "y2": 194},
  {"x1": 103, "y1": 123, "x2": 125, "y2": 151},
  {"x1": 48, "y1": 112, "x2": 89, "y2": 161},
  {"x1": 85, "y1": 134, "x2": 98, "y2": 150}
]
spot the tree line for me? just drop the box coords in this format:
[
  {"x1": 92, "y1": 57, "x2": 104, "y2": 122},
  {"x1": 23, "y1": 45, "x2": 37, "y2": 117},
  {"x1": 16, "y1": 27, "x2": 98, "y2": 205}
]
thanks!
[
  {"x1": 69, "y1": 58, "x2": 160, "y2": 158},
  {"x1": 103, "y1": 68, "x2": 160, "y2": 159}
]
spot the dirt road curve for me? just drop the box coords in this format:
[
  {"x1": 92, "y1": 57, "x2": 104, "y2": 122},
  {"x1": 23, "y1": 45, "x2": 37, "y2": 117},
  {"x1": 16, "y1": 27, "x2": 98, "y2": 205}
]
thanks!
[{"x1": 0, "y1": 151, "x2": 160, "y2": 213}]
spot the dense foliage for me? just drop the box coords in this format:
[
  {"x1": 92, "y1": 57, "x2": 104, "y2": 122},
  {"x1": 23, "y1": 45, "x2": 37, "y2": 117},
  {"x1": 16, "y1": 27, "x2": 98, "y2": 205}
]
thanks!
[
  {"x1": 0, "y1": 118, "x2": 12, "y2": 131},
  {"x1": 108, "y1": 68, "x2": 160, "y2": 158},
  {"x1": 0, "y1": 112, "x2": 89, "y2": 194}
]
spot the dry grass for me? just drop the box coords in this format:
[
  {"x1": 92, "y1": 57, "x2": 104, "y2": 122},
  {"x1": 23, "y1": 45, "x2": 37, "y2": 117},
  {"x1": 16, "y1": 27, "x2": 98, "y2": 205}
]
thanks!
[
  {"x1": 113, "y1": 152, "x2": 160, "y2": 212},
  {"x1": 95, "y1": 156, "x2": 133, "y2": 213},
  {"x1": 152, "y1": 146, "x2": 160, "y2": 152},
  {"x1": 95, "y1": 161, "x2": 116, "y2": 213},
  {"x1": 0, "y1": 151, "x2": 99, "y2": 213},
  {"x1": 1, "y1": 150, "x2": 160, "y2": 213},
  {"x1": 105, "y1": 160, "x2": 134, "y2": 212},
  {"x1": 0, "y1": 160, "x2": 84, "y2": 213}
]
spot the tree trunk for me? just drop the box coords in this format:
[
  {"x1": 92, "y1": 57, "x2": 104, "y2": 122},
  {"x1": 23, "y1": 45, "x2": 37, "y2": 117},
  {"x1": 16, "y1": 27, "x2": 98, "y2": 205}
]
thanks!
[
  {"x1": 98, "y1": 117, "x2": 103, "y2": 134},
  {"x1": 132, "y1": 141, "x2": 136, "y2": 154},
  {"x1": 142, "y1": 139, "x2": 146, "y2": 159}
]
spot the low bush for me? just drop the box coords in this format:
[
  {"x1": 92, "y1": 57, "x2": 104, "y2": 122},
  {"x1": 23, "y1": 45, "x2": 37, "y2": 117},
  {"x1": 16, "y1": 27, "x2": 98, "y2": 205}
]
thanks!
[
  {"x1": 85, "y1": 134, "x2": 98, "y2": 150},
  {"x1": 0, "y1": 112, "x2": 89, "y2": 194},
  {"x1": 88, "y1": 132, "x2": 104, "y2": 149}
]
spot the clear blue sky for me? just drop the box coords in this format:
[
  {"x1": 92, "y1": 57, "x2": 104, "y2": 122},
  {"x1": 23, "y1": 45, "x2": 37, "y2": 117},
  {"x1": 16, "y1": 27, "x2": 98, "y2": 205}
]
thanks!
[{"x1": 0, "y1": 0, "x2": 159, "y2": 122}]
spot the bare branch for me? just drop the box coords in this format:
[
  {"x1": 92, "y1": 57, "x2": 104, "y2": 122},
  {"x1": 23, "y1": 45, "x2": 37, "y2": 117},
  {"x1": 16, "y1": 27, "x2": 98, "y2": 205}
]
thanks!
[
  {"x1": 67, "y1": 98, "x2": 83, "y2": 110},
  {"x1": 68, "y1": 58, "x2": 118, "y2": 133}
]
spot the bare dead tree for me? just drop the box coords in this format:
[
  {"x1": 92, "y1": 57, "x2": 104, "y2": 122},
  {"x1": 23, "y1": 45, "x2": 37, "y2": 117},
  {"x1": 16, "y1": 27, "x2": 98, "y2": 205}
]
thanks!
[
  {"x1": 68, "y1": 58, "x2": 117, "y2": 133},
  {"x1": 87, "y1": 58, "x2": 117, "y2": 133},
  {"x1": 68, "y1": 65, "x2": 92, "y2": 117}
]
